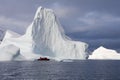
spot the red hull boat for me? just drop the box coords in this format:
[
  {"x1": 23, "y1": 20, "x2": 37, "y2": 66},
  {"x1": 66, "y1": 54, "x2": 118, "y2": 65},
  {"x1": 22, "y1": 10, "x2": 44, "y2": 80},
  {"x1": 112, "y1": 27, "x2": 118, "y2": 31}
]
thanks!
[{"x1": 37, "y1": 57, "x2": 50, "y2": 61}]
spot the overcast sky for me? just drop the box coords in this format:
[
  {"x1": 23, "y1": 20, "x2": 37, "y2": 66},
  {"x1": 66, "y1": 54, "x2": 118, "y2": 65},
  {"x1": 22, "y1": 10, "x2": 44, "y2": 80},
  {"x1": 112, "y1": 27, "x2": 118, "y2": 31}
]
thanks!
[{"x1": 0, "y1": 0, "x2": 120, "y2": 52}]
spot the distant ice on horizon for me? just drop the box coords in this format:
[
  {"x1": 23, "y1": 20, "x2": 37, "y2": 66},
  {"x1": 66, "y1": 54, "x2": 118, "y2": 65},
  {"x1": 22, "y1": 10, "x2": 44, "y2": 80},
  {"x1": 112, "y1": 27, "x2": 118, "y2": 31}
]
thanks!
[{"x1": 89, "y1": 46, "x2": 120, "y2": 60}]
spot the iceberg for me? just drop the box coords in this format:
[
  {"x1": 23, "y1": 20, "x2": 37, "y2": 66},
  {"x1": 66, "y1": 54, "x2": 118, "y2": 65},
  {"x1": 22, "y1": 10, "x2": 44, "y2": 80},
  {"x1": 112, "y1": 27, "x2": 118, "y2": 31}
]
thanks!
[
  {"x1": 89, "y1": 46, "x2": 120, "y2": 60},
  {"x1": 0, "y1": 7, "x2": 88, "y2": 61}
]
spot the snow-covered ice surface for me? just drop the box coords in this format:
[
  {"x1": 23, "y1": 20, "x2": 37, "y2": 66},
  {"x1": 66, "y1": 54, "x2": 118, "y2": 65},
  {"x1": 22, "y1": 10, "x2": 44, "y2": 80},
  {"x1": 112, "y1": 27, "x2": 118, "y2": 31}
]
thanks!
[
  {"x1": 0, "y1": 7, "x2": 88, "y2": 61},
  {"x1": 3, "y1": 30, "x2": 21, "y2": 39},
  {"x1": 0, "y1": 44, "x2": 25, "y2": 61},
  {"x1": 89, "y1": 46, "x2": 120, "y2": 60}
]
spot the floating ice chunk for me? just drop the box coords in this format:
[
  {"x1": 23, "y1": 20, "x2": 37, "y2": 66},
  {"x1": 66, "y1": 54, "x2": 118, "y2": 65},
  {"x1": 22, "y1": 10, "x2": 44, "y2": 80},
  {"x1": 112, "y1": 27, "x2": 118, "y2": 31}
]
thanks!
[{"x1": 60, "y1": 59, "x2": 74, "y2": 62}]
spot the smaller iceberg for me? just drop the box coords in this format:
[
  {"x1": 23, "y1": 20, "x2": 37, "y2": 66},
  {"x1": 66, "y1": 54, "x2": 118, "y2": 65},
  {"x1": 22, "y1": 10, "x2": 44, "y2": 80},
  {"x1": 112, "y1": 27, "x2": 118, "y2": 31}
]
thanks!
[{"x1": 89, "y1": 46, "x2": 120, "y2": 60}]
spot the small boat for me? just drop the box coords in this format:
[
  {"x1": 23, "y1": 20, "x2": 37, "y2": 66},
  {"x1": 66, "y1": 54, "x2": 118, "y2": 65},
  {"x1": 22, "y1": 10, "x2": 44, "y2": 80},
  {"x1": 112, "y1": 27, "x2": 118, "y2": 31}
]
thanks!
[{"x1": 37, "y1": 57, "x2": 50, "y2": 61}]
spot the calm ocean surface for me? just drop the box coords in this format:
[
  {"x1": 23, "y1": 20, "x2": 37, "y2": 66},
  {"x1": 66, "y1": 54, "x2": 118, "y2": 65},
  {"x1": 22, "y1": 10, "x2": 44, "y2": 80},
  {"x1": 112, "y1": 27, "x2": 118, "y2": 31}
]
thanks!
[{"x1": 0, "y1": 60, "x2": 120, "y2": 80}]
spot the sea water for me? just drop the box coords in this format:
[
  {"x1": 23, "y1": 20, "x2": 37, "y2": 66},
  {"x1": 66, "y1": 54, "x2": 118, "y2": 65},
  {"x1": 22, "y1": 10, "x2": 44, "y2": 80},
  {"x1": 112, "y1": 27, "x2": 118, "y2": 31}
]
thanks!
[{"x1": 0, "y1": 60, "x2": 120, "y2": 80}]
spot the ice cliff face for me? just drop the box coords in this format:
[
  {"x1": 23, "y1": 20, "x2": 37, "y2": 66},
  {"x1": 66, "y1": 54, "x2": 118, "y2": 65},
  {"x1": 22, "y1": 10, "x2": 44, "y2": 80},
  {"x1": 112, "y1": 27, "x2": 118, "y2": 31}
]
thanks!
[
  {"x1": 89, "y1": 46, "x2": 120, "y2": 60},
  {"x1": 0, "y1": 7, "x2": 88, "y2": 61}
]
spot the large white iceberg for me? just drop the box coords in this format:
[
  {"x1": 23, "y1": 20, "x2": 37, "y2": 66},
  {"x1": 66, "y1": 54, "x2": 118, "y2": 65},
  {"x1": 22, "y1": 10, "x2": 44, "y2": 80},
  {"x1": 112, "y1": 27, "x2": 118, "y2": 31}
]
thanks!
[
  {"x1": 0, "y1": 7, "x2": 88, "y2": 61},
  {"x1": 89, "y1": 46, "x2": 120, "y2": 60}
]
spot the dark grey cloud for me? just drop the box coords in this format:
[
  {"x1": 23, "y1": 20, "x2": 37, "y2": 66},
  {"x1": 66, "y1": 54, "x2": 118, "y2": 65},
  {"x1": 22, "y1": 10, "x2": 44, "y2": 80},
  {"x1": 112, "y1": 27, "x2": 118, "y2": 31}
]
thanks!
[{"x1": 0, "y1": 0, "x2": 120, "y2": 52}]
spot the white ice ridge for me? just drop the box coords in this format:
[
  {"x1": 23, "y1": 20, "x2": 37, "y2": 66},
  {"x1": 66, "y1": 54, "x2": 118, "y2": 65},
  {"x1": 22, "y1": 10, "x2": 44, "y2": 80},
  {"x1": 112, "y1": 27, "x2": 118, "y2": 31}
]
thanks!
[
  {"x1": 89, "y1": 46, "x2": 120, "y2": 60},
  {"x1": 0, "y1": 6, "x2": 88, "y2": 61}
]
